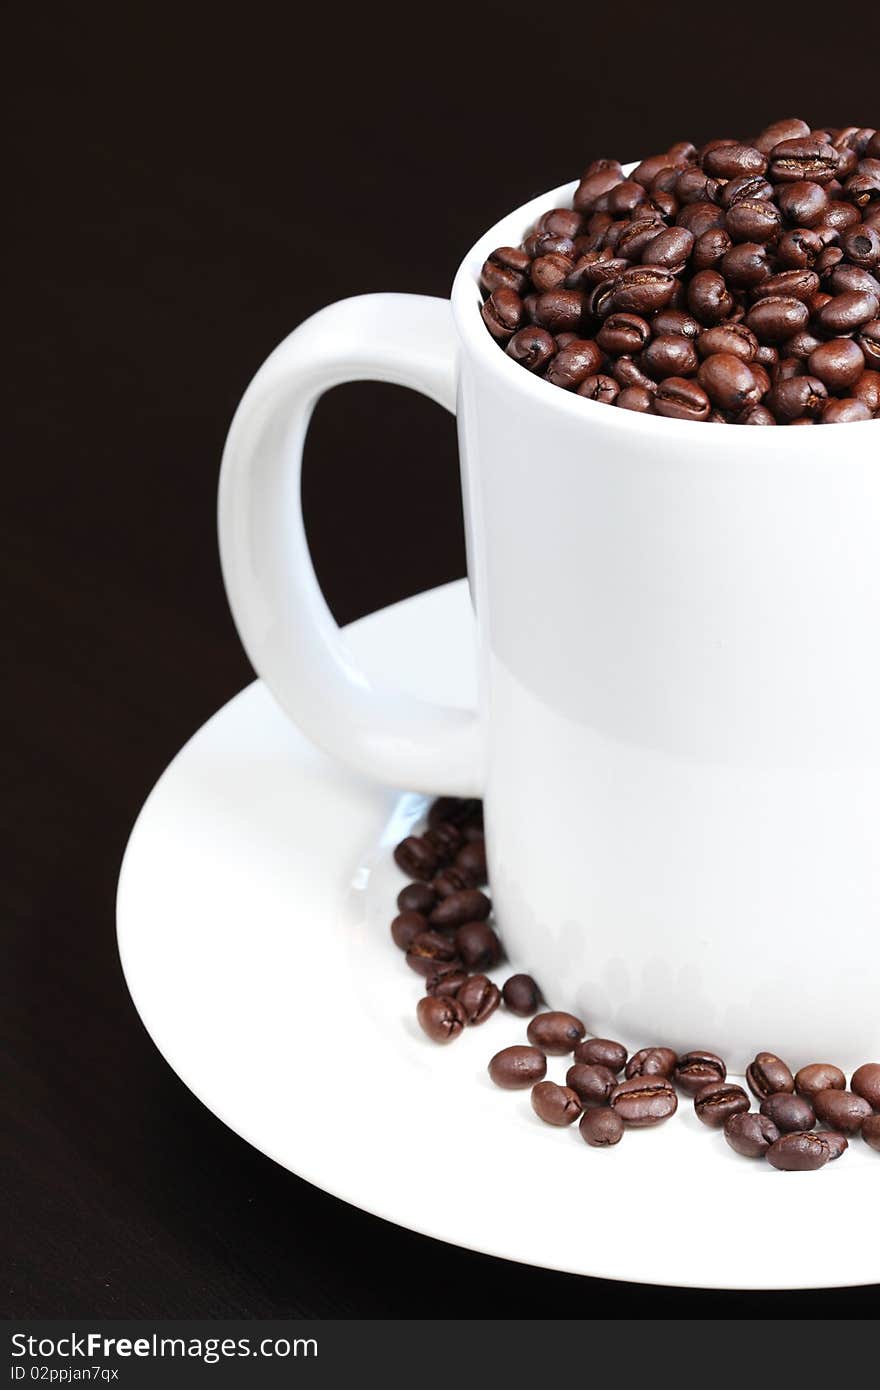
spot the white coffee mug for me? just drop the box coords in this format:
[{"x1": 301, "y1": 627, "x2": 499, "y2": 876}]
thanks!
[{"x1": 218, "y1": 179, "x2": 880, "y2": 1070}]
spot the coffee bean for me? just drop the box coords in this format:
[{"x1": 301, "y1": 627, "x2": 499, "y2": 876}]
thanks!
[
  {"x1": 531, "y1": 1081, "x2": 582, "y2": 1126},
  {"x1": 429, "y1": 888, "x2": 491, "y2": 930},
  {"x1": 532, "y1": 289, "x2": 586, "y2": 333},
  {"x1": 688, "y1": 270, "x2": 734, "y2": 324},
  {"x1": 653, "y1": 308, "x2": 701, "y2": 339},
  {"x1": 406, "y1": 930, "x2": 460, "y2": 976},
  {"x1": 641, "y1": 334, "x2": 698, "y2": 378},
  {"x1": 545, "y1": 338, "x2": 603, "y2": 389},
  {"x1": 425, "y1": 966, "x2": 469, "y2": 998},
  {"x1": 456, "y1": 921, "x2": 502, "y2": 971},
  {"x1": 857, "y1": 320, "x2": 880, "y2": 365},
  {"x1": 577, "y1": 373, "x2": 621, "y2": 404},
  {"x1": 625, "y1": 1046, "x2": 678, "y2": 1079},
  {"x1": 501, "y1": 973, "x2": 541, "y2": 1016},
  {"x1": 417, "y1": 994, "x2": 467, "y2": 1044},
  {"x1": 725, "y1": 199, "x2": 782, "y2": 244},
  {"x1": 777, "y1": 180, "x2": 829, "y2": 226},
  {"x1": 566, "y1": 1062, "x2": 617, "y2": 1108},
  {"x1": 526, "y1": 1011, "x2": 587, "y2": 1055},
  {"x1": 746, "y1": 1052, "x2": 795, "y2": 1100},
  {"x1": 391, "y1": 910, "x2": 427, "y2": 951},
  {"x1": 616, "y1": 385, "x2": 654, "y2": 412},
  {"x1": 394, "y1": 835, "x2": 438, "y2": 881},
  {"x1": 812, "y1": 1089, "x2": 873, "y2": 1133},
  {"x1": 579, "y1": 1107, "x2": 624, "y2": 1147},
  {"x1": 678, "y1": 201, "x2": 727, "y2": 239},
  {"x1": 646, "y1": 226, "x2": 694, "y2": 271},
  {"x1": 746, "y1": 295, "x2": 810, "y2": 342},
  {"x1": 769, "y1": 138, "x2": 839, "y2": 184},
  {"x1": 691, "y1": 226, "x2": 732, "y2": 270},
  {"x1": 755, "y1": 268, "x2": 820, "y2": 303},
  {"x1": 480, "y1": 246, "x2": 531, "y2": 296},
  {"x1": 397, "y1": 881, "x2": 436, "y2": 916},
  {"x1": 816, "y1": 1131, "x2": 848, "y2": 1160},
  {"x1": 863, "y1": 1114, "x2": 880, "y2": 1151},
  {"x1": 724, "y1": 1110, "x2": 780, "y2": 1157},
  {"x1": 432, "y1": 866, "x2": 472, "y2": 898},
  {"x1": 817, "y1": 289, "x2": 880, "y2": 336},
  {"x1": 740, "y1": 404, "x2": 777, "y2": 424},
  {"x1": 698, "y1": 354, "x2": 760, "y2": 411},
  {"x1": 428, "y1": 796, "x2": 482, "y2": 831},
  {"x1": 694, "y1": 1081, "x2": 750, "y2": 1127},
  {"x1": 767, "y1": 374, "x2": 828, "y2": 421},
  {"x1": 506, "y1": 325, "x2": 557, "y2": 371},
  {"x1": 612, "y1": 355, "x2": 657, "y2": 393},
  {"x1": 654, "y1": 376, "x2": 711, "y2": 420},
  {"x1": 755, "y1": 117, "x2": 812, "y2": 155},
  {"x1": 611, "y1": 266, "x2": 677, "y2": 314},
  {"x1": 807, "y1": 338, "x2": 865, "y2": 390},
  {"x1": 457, "y1": 974, "x2": 501, "y2": 1025},
  {"x1": 852, "y1": 369, "x2": 880, "y2": 412},
  {"x1": 722, "y1": 241, "x2": 773, "y2": 286},
  {"x1": 424, "y1": 821, "x2": 462, "y2": 864},
  {"x1": 597, "y1": 313, "x2": 652, "y2": 356},
  {"x1": 573, "y1": 1037, "x2": 628, "y2": 1073},
  {"x1": 454, "y1": 838, "x2": 487, "y2": 885},
  {"x1": 480, "y1": 288, "x2": 524, "y2": 342},
  {"x1": 488, "y1": 1044, "x2": 547, "y2": 1089},
  {"x1": 761, "y1": 1092, "x2": 816, "y2": 1133},
  {"x1": 851, "y1": 1062, "x2": 880, "y2": 1110},
  {"x1": 766, "y1": 1132, "x2": 831, "y2": 1171},
  {"x1": 610, "y1": 1076, "x2": 678, "y2": 1127},
  {"x1": 697, "y1": 323, "x2": 758, "y2": 361},
  {"x1": 821, "y1": 397, "x2": 873, "y2": 423},
  {"x1": 795, "y1": 1063, "x2": 846, "y2": 1097},
  {"x1": 674, "y1": 1050, "x2": 727, "y2": 1095}
]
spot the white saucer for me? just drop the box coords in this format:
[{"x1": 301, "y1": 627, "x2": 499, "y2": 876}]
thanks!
[{"x1": 117, "y1": 580, "x2": 879, "y2": 1291}]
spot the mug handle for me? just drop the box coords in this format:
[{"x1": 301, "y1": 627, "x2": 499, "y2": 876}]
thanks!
[{"x1": 218, "y1": 292, "x2": 483, "y2": 795}]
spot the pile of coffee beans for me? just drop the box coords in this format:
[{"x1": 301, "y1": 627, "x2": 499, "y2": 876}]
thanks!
[
  {"x1": 479, "y1": 118, "x2": 880, "y2": 423},
  {"x1": 391, "y1": 796, "x2": 880, "y2": 1168}
]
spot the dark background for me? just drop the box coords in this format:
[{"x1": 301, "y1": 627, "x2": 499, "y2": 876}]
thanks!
[{"x1": 7, "y1": 2, "x2": 879, "y2": 1317}]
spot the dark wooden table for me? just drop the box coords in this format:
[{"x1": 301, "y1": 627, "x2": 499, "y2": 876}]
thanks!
[{"x1": 7, "y1": 3, "x2": 878, "y2": 1317}]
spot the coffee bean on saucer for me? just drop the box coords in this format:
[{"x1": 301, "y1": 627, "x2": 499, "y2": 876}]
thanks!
[
  {"x1": 795, "y1": 1063, "x2": 846, "y2": 1098},
  {"x1": 397, "y1": 881, "x2": 436, "y2": 916},
  {"x1": 429, "y1": 888, "x2": 491, "y2": 930},
  {"x1": 746, "y1": 1051, "x2": 795, "y2": 1100},
  {"x1": 566, "y1": 1063, "x2": 617, "y2": 1108},
  {"x1": 454, "y1": 837, "x2": 487, "y2": 885},
  {"x1": 432, "y1": 867, "x2": 473, "y2": 898},
  {"x1": 488, "y1": 1045, "x2": 547, "y2": 1089},
  {"x1": 573, "y1": 1038, "x2": 628, "y2": 1074},
  {"x1": 416, "y1": 995, "x2": 467, "y2": 1044},
  {"x1": 527, "y1": 1011, "x2": 587, "y2": 1055},
  {"x1": 694, "y1": 1081, "x2": 750, "y2": 1128},
  {"x1": 674, "y1": 1050, "x2": 727, "y2": 1095},
  {"x1": 456, "y1": 921, "x2": 503, "y2": 971},
  {"x1": 424, "y1": 966, "x2": 469, "y2": 998},
  {"x1": 625, "y1": 1047, "x2": 678, "y2": 1079},
  {"x1": 724, "y1": 1111, "x2": 780, "y2": 1157},
  {"x1": 406, "y1": 930, "x2": 460, "y2": 976},
  {"x1": 819, "y1": 1131, "x2": 849, "y2": 1160},
  {"x1": 863, "y1": 1114, "x2": 880, "y2": 1151},
  {"x1": 390, "y1": 910, "x2": 427, "y2": 951},
  {"x1": 580, "y1": 1107, "x2": 625, "y2": 1147},
  {"x1": 851, "y1": 1062, "x2": 880, "y2": 1110},
  {"x1": 760, "y1": 1092, "x2": 816, "y2": 1133},
  {"x1": 457, "y1": 974, "x2": 501, "y2": 1025},
  {"x1": 394, "y1": 835, "x2": 438, "y2": 881},
  {"x1": 531, "y1": 1081, "x2": 582, "y2": 1126},
  {"x1": 812, "y1": 1089, "x2": 873, "y2": 1134},
  {"x1": 766, "y1": 1132, "x2": 830, "y2": 1171},
  {"x1": 610, "y1": 1076, "x2": 678, "y2": 1127},
  {"x1": 501, "y1": 974, "x2": 541, "y2": 1017}
]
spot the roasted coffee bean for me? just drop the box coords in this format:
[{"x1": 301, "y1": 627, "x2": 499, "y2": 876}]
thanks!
[
  {"x1": 767, "y1": 1131, "x2": 831, "y2": 1170},
  {"x1": 610, "y1": 1076, "x2": 678, "y2": 1127},
  {"x1": 391, "y1": 910, "x2": 427, "y2": 951},
  {"x1": 767, "y1": 374, "x2": 828, "y2": 421},
  {"x1": 852, "y1": 369, "x2": 880, "y2": 412},
  {"x1": 691, "y1": 226, "x2": 732, "y2": 270},
  {"x1": 597, "y1": 313, "x2": 652, "y2": 355},
  {"x1": 674, "y1": 1050, "x2": 727, "y2": 1095},
  {"x1": 481, "y1": 288, "x2": 524, "y2": 342},
  {"x1": 645, "y1": 225, "x2": 694, "y2": 271},
  {"x1": 840, "y1": 223, "x2": 880, "y2": 268},
  {"x1": 615, "y1": 217, "x2": 664, "y2": 261},
  {"x1": 612, "y1": 266, "x2": 677, "y2": 314},
  {"x1": 819, "y1": 1131, "x2": 849, "y2": 1160},
  {"x1": 746, "y1": 295, "x2": 810, "y2": 341},
  {"x1": 545, "y1": 338, "x2": 603, "y2": 389},
  {"x1": 579, "y1": 1107, "x2": 624, "y2": 1147},
  {"x1": 725, "y1": 199, "x2": 782, "y2": 244},
  {"x1": 416, "y1": 994, "x2": 467, "y2": 1044},
  {"x1": 677, "y1": 202, "x2": 727, "y2": 241},
  {"x1": 740, "y1": 404, "x2": 777, "y2": 424},
  {"x1": 796, "y1": 1062, "x2": 847, "y2": 1097},
  {"x1": 532, "y1": 289, "x2": 586, "y2": 333},
  {"x1": 457, "y1": 974, "x2": 501, "y2": 1025},
  {"x1": 616, "y1": 385, "x2": 654, "y2": 412},
  {"x1": 394, "y1": 835, "x2": 439, "y2": 881},
  {"x1": 573, "y1": 1037, "x2": 628, "y2": 1073},
  {"x1": 724, "y1": 1110, "x2": 780, "y2": 1157},
  {"x1": 863, "y1": 1114, "x2": 880, "y2": 1151},
  {"x1": 704, "y1": 143, "x2": 767, "y2": 180},
  {"x1": 424, "y1": 821, "x2": 462, "y2": 863},
  {"x1": 851, "y1": 1062, "x2": 880, "y2": 1110},
  {"x1": 822, "y1": 200, "x2": 861, "y2": 232},
  {"x1": 432, "y1": 867, "x2": 472, "y2": 898},
  {"x1": 531, "y1": 1081, "x2": 582, "y2": 1126},
  {"x1": 722, "y1": 241, "x2": 773, "y2": 286},
  {"x1": 611, "y1": 355, "x2": 657, "y2": 393},
  {"x1": 397, "y1": 881, "x2": 436, "y2": 916},
  {"x1": 501, "y1": 973, "x2": 541, "y2": 1016},
  {"x1": 755, "y1": 268, "x2": 819, "y2": 303},
  {"x1": 688, "y1": 270, "x2": 734, "y2": 324},
  {"x1": 577, "y1": 373, "x2": 620, "y2": 404},
  {"x1": 694, "y1": 1081, "x2": 750, "y2": 1127},
  {"x1": 506, "y1": 326, "x2": 557, "y2": 371},
  {"x1": 807, "y1": 338, "x2": 865, "y2": 390},
  {"x1": 406, "y1": 930, "x2": 460, "y2": 976},
  {"x1": 488, "y1": 1044, "x2": 547, "y2": 1089},
  {"x1": 425, "y1": 966, "x2": 469, "y2": 998},
  {"x1": 456, "y1": 921, "x2": 502, "y2": 971},
  {"x1": 698, "y1": 353, "x2": 760, "y2": 411},
  {"x1": 527, "y1": 1010, "x2": 587, "y2": 1055},
  {"x1": 641, "y1": 334, "x2": 698, "y2": 378},
  {"x1": 654, "y1": 376, "x2": 711, "y2": 420},
  {"x1": 755, "y1": 117, "x2": 812, "y2": 155},
  {"x1": 675, "y1": 166, "x2": 722, "y2": 206},
  {"x1": 769, "y1": 138, "x2": 839, "y2": 185},
  {"x1": 813, "y1": 1089, "x2": 873, "y2": 1133},
  {"x1": 538, "y1": 207, "x2": 585, "y2": 240},
  {"x1": 746, "y1": 1052, "x2": 795, "y2": 1100},
  {"x1": 625, "y1": 1046, "x2": 678, "y2": 1079},
  {"x1": 761, "y1": 1092, "x2": 816, "y2": 1133},
  {"x1": 857, "y1": 320, "x2": 880, "y2": 364},
  {"x1": 428, "y1": 797, "x2": 482, "y2": 831},
  {"x1": 531, "y1": 252, "x2": 575, "y2": 292},
  {"x1": 821, "y1": 398, "x2": 873, "y2": 423},
  {"x1": 698, "y1": 323, "x2": 758, "y2": 361},
  {"x1": 721, "y1": 175, "x2": 774, "y2": 210},
  {"x1": 783, "y1": 329, "x2": 823, "y2": 360},
  {"x1": 480, "y1": 246, "x2": 531, "y2": 296},
  {"x1": 566, "y1": 1062, "x2": 617, "y2": 1108},
  {"x1": 454, "y1": 837, "x2": 487, "y2": 885},
  {"x1": 777, "y1": 180, "x2": 829, "y2": 226},
  {"x1": 429, "y1": 888, "x2": 491, "y2": 929},
  {"x1": 817, "y1": 289, "x2": 880, "y2": 336},
  {"x1": 652, "y1": 308, "x2": 701, "y2": 339}
]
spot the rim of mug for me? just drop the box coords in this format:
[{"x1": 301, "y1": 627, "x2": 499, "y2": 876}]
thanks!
[{"x1": 449, "y1": 175, "x2": 879, "y2": 440}]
